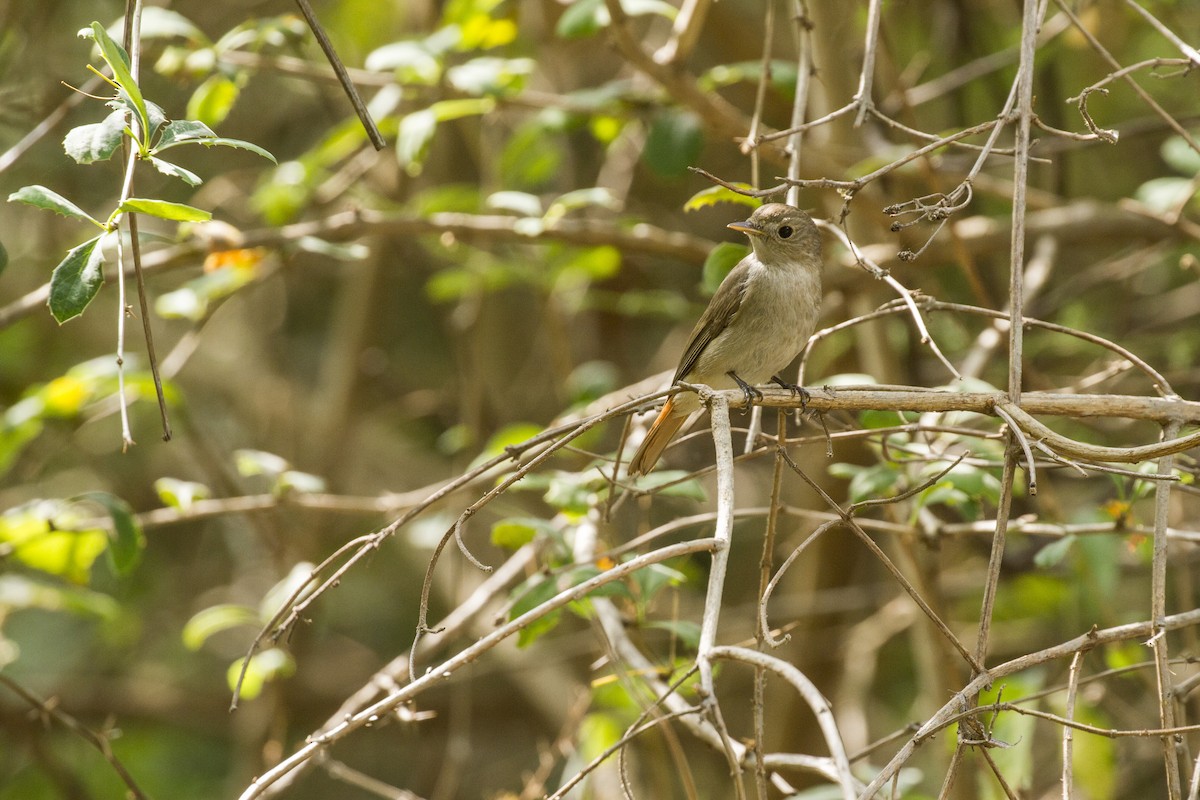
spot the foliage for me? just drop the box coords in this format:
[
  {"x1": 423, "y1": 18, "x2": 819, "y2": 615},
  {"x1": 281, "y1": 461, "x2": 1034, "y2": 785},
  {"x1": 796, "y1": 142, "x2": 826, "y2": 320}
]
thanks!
[
  {"x1": 1, "y1": 1, "x2": 1199, "y2": 799},
  {"x1": 7, "y1": 23, "x2": 272, "y2": 322}
]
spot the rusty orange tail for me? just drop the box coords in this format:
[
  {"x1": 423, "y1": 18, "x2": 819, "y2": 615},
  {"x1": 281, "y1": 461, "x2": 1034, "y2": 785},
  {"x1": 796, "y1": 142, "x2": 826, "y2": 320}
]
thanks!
[{"x1": 627, "y1": 397, "x2": 686, "y2": 477}]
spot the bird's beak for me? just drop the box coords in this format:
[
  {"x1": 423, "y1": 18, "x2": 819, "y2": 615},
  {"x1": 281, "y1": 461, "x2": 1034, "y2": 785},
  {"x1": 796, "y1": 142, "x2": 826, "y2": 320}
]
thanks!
[{"x1": 727, "y1": 220, "x2": 764, "y2": 236}]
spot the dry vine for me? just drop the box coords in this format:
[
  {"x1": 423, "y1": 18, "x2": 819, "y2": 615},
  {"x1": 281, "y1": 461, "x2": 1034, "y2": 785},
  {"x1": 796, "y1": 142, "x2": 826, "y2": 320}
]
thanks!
[
  {"x1": 4, "y1": 0, "x2": 1196, "y2": 797},
  {"x1": 224, "y1": 0, "x2": 1200, "y2": 797}
]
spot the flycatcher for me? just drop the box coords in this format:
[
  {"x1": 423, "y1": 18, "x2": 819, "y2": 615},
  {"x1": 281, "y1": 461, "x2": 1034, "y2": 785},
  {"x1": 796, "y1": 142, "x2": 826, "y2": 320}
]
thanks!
[{"x1": 627, "y1": 203, "x2": 823, "y2": 476}]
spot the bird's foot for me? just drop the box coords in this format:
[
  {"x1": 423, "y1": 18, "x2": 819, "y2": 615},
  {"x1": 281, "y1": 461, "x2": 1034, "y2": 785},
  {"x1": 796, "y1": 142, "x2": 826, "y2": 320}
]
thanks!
[
  {"x1": 771, "y1": 375, "x2": 811, "y2": 410},
  {"x1": 727, "y1": 371, "x2": 762, "y2": 413}
]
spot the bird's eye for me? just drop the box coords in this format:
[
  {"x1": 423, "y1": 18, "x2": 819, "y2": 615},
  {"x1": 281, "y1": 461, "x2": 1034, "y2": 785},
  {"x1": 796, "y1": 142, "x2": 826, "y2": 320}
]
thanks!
[{"x1": 778, "y1": 225, "x2": 794, "y2": 239}]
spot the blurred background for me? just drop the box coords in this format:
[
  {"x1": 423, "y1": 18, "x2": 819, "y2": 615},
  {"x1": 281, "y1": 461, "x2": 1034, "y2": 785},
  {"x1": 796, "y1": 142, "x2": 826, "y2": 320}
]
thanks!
[{"x1": 1, "y1": 0, "x2": 1199, "y2": 798}]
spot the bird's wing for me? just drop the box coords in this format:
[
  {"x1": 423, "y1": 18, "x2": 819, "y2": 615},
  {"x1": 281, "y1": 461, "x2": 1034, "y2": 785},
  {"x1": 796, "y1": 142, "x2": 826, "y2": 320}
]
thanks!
[{"x1": 672, "y1": 259, "x2": 752, "y2": 383}]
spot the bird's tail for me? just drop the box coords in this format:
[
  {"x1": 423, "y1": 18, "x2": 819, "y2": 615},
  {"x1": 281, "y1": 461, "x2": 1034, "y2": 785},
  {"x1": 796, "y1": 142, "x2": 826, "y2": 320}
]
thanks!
[{"x1": 627, "y1": 397, "x2": 686, "y2": 477}]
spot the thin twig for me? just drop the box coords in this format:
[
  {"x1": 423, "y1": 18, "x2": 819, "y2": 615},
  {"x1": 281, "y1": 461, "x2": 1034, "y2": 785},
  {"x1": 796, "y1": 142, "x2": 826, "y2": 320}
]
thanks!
[
  {"x1": 993, "y1": 403, "x2": 1038, "y2": 494},
  {"x1": 851, "y1": 0, "x2": 883, "y2": 126},
  {"x1": 0, "y1": 76, "x2": 102, "y2": 173},
  {"x1": 754, "y1": 412, "x2": 788, "y2": 799},
  {"x1": 293, "y1": 0, "x2": 385, "y2": 150},
  {"x1": 777, "y1": 448, "x2": 985, "y2": 672},
  {"x1": 0, "y1": 674, "x2": 150, "y2": 800},
  {"x1": 547, "y1": 678, "x2": 701, "y2": 799},
  {"x1": 745, "y1": 0, "x2": 776, "y2": 190},
  {"x1": 710, "y1": 646, "x2": 857, "y2": 800},
  {"x1": 1120, "y1": 0, "x2": 1200, "y2": 68},
  {"x1": 1152, "y1": 419, "x2": 1185, "y2": 799},
  {"x1": 1054, "y1": 0, "x2": 1200, "y2": 155},
  {"x1": 238, "y1": 539, "x2": 722, "y2": 800},
  {"x1": 785, "y1": 0, "x2": 813, "y2": 208},
  {"x1": 409, "y1": 391, "x2": 664, "y2": 679},
  {"x1": 860, "y1": 607, "x2": 1200, "y2": 797},
  {"x1": 1062, "y1": 649, "x2": 1085, "y2": 800},
  {"x1": 694, "y1": 392, "x2": 747, "y2": 799}
]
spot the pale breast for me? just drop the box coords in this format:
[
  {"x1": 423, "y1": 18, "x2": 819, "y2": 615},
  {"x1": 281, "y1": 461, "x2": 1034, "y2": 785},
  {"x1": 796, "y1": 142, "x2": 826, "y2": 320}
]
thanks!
[{"x1": 687, "y1": 259, "x2": 822, "y2": 389}]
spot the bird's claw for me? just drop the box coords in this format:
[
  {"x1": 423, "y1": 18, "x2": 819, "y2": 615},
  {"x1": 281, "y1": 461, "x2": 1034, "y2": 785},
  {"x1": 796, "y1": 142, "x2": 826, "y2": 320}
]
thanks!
[
  {"x1": 727, "y1": 371, "x2": 762, "y2": 413},
  {"x1": 771, "y1": 375, "x2": 811, "y2": 411}
]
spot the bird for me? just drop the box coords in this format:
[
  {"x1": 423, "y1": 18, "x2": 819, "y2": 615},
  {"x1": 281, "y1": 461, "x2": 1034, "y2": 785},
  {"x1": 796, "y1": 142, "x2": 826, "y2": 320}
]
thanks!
[{"x1": 626, "y1": 203, "x2": 823, "y2": 476}]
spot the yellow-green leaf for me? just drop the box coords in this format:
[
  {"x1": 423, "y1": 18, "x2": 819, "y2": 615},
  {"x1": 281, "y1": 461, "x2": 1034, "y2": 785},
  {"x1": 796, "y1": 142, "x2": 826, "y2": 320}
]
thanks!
[{"x1": 118, "y1": 198, "x2": 212, "y2": 222}]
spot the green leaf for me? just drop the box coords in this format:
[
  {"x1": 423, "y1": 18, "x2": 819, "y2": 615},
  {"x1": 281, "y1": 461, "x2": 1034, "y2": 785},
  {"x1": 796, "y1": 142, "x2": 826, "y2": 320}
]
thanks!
[
  {"x1": 542, "y1": 469, "x2": 607, "y2": 515},
  {"x1": 644, "y1": 109, "x2": 703, "y2": 178},
  {"x1": 557, "y1": 0, "x2": 606, "y2": 37},
  {"x1": 117, "y1": 198, "x2": 212, "y2": 222},
  {"x1": 510, "y1": 575, "x2": 563, "y2": 647},
  {"x1": 701, "y1": 242, "x2": 749, "y2": 295},
  {"x1": 48, "y1": 235, "x2": 107, "y2": 323},
  {"x1": 446, "y1": 56, "x2": 534, "y2": 96},
  {"x1": 433, "y1": 97, "x2": 497, "y2": 122},
  {"x1": 684, "y1": 184, "x2": 761, "y2": 213},
  {"x1": 154, "y1": 119, "x2": 217, "y2": 149},
  {"x1": 565, "y1": 566, "x2": 627, "y2": 602},
  {"x1": 545, "y1": 187, "x2": 620, "y2": 220},
  {"x1": 278, "y1": 470, "x2": 326, "y2": 494},
  {"x1": 565, "y1": 360, "x2": 618, "y2": 403},
  {"x1": 365, "y1": 41, "x2": 442, "y2": 84},
  {"x1": 189, "y1": 137, "x2": 275, "y2": 163},
  {"x1": 453, "y1": 9, "x2": 518, "y2": 50},
  {"x1": 155, "y1": 257, "x2": 261, "y2": 320},
  {"x1": 699, "y1": 60, "x2": 799, "y2": 95},
  {"x1": 829, "y1": 462, "x2": 903, "y2": 504},
  {"x1": 229, "y1": 648, "x2": 295, "y2": 699},
  {"x1": 1103, "y1": 641, "x2": 1144, "y2": 673},
  {"x1": 556, "y1": 246, "x2": 621, "y2": 285},
  {"x1": 644, "y1": 619, "x2": 702, "y2": 649},
  {"x1": 296, "y1": 236, "x2": 369, "y2": 261},
  {"x1": 63, "y1": 110, "x2": 127, "y2": 164},
  {"x1": 1033, "y1": 535, "x2": 1076, "y2": 569},
  {"x1": 631, "y1": 562, "x2": 687, "y2": 602},
  {"x1": 0, "y1": 239, "x2": 7, "y2": 277},
  {"x1": 486, "y1": 190, "x2": 543, "y2": 216},
  {"x1": 624, "y1": 0, "x2": 678, "y2": 19},
  {"x1": 0, "y1": 501, "x2": 108, "y2": 583},
  {"x1": 154, "y1": 119, "x2": 275, "y2": 163},
  {"x1": 1135, "y1": 177, "x2": 1196, "y2": 214},
  {"x1": 252, "y1": 161, "x2": 312, "y2": 224},
  {"x1": 8, "y1": 185, "x2": 102, "y2": 227},
  {"x1": 74, "y1": 491, "x2": 144, "y2": 575},
  {"x1": 859, "y1": 409, "x2": 913, "y2": 429},
  {"x1": 182, "y1": 604, "x2": 259, "y2": 650},
  {"x1": 144, "y1": 100, "x2": 168, "y2": 134},
  {"x1": 154, "y1": 477, "x2": 212, "y2": 511},
  {"x1": 633, "y1": 470, "x2": 707, "y2": 500},
  {"x1": 186, "y1": 74, "x2": 241, "y2": 128},
  {"x1": 235, "y1": 449, "x2": 291, "y2": 479},
  {"x1": 154, "y1": 287, "x2": 206, "y2": 320},
  {"x1": 396, "y1": 109, "x2": 437, "y2": 174},
  {"x1": 123, "y1": 7, "x2": 205, "y2": 42},
  {"x1": 260, "y1": 562, "x2": 317, "y2": 620},
  {"x1": 490, "y1": 517, "x2": 554, "y2": 549},
  {"x1": 578, "y1": 711, "x2": 623, "y2": 761},
  {"x1": 84, "y1": 22, "x2": 149, "y2": 140},
  {"x1": 1162, "y1": 134, "x2": 1200, "y2": 176},
  {"x1": 398, "y1": 97, "x2": 496, "y2": 173},
  {"x1": 475, "y1": 422, "x2": 543, "y2": 465},
  {"x1": 148, "y1": 156, "x2": 203, "y2": 186},
  {"x1": 0, "y1": 574, "x2": 119, "y2": 619},
  {"x1": 929, "y1": 461, "x2": 1002, "y2": 507}
]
